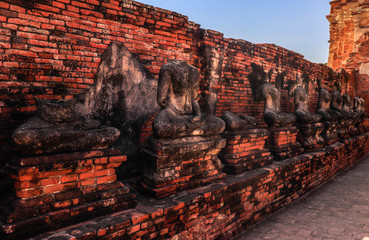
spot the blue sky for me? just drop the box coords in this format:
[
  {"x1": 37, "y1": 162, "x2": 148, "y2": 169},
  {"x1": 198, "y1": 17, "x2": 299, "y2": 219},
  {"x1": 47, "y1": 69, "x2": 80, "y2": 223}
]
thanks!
[{"x1": 137, "y1": 0, "x2": 331, "y2": 63}]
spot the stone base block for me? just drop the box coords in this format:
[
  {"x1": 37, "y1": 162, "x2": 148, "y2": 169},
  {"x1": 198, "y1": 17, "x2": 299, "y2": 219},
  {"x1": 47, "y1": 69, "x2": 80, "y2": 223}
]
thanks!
[
  {"x1": 1, "y1": 149, "x2": 136, "y2": 240},
  {"x1": 296, "y1": 123, "x2": 325, "y2": 152},
  {"x1": 219, "y1": 129, "x2": 273, "y2": 174},
  {"x1": 141, "y1": 135, "x2": 226, "y2": 198},
  {"x1": 268, "y1": 126, "x2": 304, "y2": 160}
]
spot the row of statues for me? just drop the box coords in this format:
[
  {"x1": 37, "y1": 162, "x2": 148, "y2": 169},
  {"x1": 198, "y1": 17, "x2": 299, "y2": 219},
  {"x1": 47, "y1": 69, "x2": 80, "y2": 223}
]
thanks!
[
  {"x1": 152, "y1": 60, "x2": 367, "y2": 139},
  {"x1": 12, "y1": 60, "x2": 367, "y2": 155}
]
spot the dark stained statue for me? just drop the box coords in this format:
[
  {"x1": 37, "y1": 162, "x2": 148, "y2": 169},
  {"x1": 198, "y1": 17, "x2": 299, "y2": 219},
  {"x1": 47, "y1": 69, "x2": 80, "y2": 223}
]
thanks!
[
  {"x1": 317, "y1": 88, "x2": 336, "y2": 121},
  {"x1": 12, "y1": 99, "x2": 120, "y2": 155},
  {"x1": 294, "y1": 86, "x2": 322, "y2": 124},
  {"x1": 221, "y1": 111, "x2": 257, "y2": 131},
  {"x1": 153, "y1": 61, "x2": 225, "y2": 139},
  {"x1": 261, "y1": 83, "x2": 296, "y2": 127}
]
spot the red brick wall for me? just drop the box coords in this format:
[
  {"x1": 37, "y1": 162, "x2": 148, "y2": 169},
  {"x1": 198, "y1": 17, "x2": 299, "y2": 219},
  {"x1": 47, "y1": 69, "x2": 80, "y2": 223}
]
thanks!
[{"x1": 0, "y1": 0, "x2": 342, "y2": 162}]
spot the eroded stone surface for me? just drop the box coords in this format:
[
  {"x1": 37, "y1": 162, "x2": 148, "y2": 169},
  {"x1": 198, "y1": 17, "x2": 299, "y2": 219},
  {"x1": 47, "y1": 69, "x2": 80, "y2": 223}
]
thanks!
[
  {"x1": 12, "y1": 42, "x2": 159, "y2": 156},
  {"x1": 221, "y1": 111, "x2": 257, "y2": 131},
  {"x1": 153, "y1": 61, "x2": 225, "y2": 139},
  {"x1": 294, "y1": 87, "x2": 321, "y2": 124},
  {"x1": 261, "y1": 83, "x2": 296, "y2": 127}
]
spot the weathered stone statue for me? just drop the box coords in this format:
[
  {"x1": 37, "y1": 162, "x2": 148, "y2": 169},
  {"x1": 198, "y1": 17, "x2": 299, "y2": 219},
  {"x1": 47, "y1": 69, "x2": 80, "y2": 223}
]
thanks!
[
  {"x1": 330, "y1": 91, "x2": 344, "y2": 119},
  {"x1": 143, "y1": 61, "x2": 226, "y2": 198},
  {"x1": 258, "y1": 81, "x2": 302, "y2": 160},
  {"x1": 12, "y1": 99, "x2": 120, "y2": 155},
  {"x1": 153, "y1": 60, "x2": 225, "y2": 138},
  {"x1": 294, "y1": 87, "x2": 322, "y2": 124},
  {"x1": 221, "y1": 111, "x2": 256, "y2": 131},
  {"x1": 294, "y1": 86, "x2": 324, "y2": 150},
  {"x1": 316, "y1": 88, "x2": 338, "y2": 143},
  {"x1": 204, "y1": 45, "x2": 224, "y2": 115},
  {"x1": 12, "y1": 42, "x2": 159, "y2": 157},
  {"x1": 317, "y1": 88, "x2": 336, "y2": 122},
  {"x1": 354, "y1": 97, "x2": 363, "y2": 113},
  {"x1": 342, "y1": 94, "x2": 356, "y2": 116},
  {"x1": 361, "y1": 97, "x2": 366, "y2": 113},
  {"x1": 261, "y1": 82, "x2": 296, "y2": 127}
]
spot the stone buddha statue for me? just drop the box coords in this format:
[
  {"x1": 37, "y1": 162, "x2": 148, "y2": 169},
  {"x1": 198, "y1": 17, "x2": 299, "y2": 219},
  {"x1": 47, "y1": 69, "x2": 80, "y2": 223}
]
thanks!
[
  {"x1": 361, "y1": 97, "x2": 366, "y2": 113},
  {"x1": 294, "y1": 86, "x2": 322, "y2": 124},
  {"x1": 153, "y1": 61, "x2": 225, "y2": 139},
  {"x1": 317, "y1": 88, "x2": 336, "y2": 121},
  {"x1": 261, "y1": 82, "x2": 296, "y2": 127},
  {"x1": 330, "y1": 91, "x2": 345, "y2": 119},
  {"x1": 342, "y1": 94, "x2": 358, "y2": 118},
  {"x1": 221, "y1": 111, "x2": 257, "y2": 131},
  {"x1": 354, "y1": 97, "x2": 363, "y2": 113},
  {"x1": 12, "y1": 99, "x2": 120, "y2": 155}
]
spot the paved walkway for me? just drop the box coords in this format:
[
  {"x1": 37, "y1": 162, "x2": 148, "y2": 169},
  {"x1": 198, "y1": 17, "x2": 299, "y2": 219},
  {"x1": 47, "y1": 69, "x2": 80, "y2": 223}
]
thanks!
[{"x1": 233, "y1": 155, "x2": 369, "y2": 240}]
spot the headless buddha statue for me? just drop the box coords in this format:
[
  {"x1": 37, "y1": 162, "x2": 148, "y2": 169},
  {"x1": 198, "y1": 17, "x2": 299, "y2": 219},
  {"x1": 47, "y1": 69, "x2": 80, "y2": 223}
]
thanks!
[
  {"x1": 354, "y1": 97, "x2": 363, "y2": 113},
  {"x1": 221, "y1": 111, "x2": 257, "y2": 131},
  {"x1": 261, "y1": 83, "x2": 296, "y2": 127},
  {"x1": 12, "y1": 99, "x2": 120, "y2": 155},
  {"x1": 294, "y1": 87, "x2": 322, "y2": 124},
  {"x1": 330, "y1": 91, "x2": 345, "y2": 119},
  {"x1": 317, "y1": 88, "x2": 336, "y2": 121},
  {"x1": 342, "y1": 94, "x2": 359, "y2": 118},
  {"x1": 153, "y1": 61, "x2": 225, "y2": 139}
]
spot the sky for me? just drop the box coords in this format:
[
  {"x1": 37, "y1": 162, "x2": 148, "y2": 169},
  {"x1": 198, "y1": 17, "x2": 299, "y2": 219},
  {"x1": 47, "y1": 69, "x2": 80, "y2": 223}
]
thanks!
[{"x1": 137, "y1": 0, "x2": 332, "y2": 64}]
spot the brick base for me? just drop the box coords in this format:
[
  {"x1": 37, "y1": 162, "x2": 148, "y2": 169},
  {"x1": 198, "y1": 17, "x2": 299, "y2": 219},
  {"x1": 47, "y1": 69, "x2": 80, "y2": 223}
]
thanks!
[
  {"x1": 28, "y1": 132, "x2": 369, "y2": 240},
  {"x1": 337, "y1": 120, "x2": 350, "y2": 140},
  {"x1": 0, "y1": 149, "x2": 136, "y2": 240},
  {"x1": 321, "y1": 121, "x2": 339, "y2": 145},
  {"x1": 268, "y1": 126, "x2": 304, "y2": 160},
  {"x1": 296, "y1": 122, "x2": 325, "y2": 152},
  {"x1": 141, "y1": 135, "x2": 226, "y2": 198},
  {"x1": 220, "y1": 129, "x2": 273, "y2": 174}
]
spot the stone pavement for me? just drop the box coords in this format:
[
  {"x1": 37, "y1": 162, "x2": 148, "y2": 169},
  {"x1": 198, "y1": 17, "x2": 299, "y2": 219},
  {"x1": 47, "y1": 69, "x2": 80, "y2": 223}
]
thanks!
[{"x1": 233, "y1": 154, "x2": 369, "y2": 240}]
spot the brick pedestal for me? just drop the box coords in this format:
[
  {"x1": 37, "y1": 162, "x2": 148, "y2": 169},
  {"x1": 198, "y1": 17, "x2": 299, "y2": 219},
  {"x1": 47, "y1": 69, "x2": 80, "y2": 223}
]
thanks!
[
  {"x1": 141, "y1": 135, "x2": 226, "y2": 198},
  {"x1": 219, "y1": 129, "x2": 273, "y2": 174},
  {"x1": 268, "y1": 126, "x2": 304, "y2": 161},
  {"x1": 321, "y1": 121, "x2": 339, "y2": 145},
  {"x1": 338, "y1": 120, "x2": 350, "y2": 140},
  {"x1": 1, "y1": 149, "x2": 136, "y2": 240},
  {"x1": 296, "y1": 123, "x2": 325, "y2": 152}
]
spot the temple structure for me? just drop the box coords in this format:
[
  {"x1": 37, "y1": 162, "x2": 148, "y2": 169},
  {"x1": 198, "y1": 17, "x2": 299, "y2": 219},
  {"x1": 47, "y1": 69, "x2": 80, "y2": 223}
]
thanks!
[{"x1": 327, "y1": 0, "x2": 369, "y2": 107}]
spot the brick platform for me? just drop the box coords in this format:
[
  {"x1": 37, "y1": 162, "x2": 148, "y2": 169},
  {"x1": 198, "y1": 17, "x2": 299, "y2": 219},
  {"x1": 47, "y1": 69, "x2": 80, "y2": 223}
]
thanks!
[
  {"x1": 220, "y1": 129, "x2": 273, "y2": 174},
  {"x1": 296, "y1": 123, "x2": 325, "y2": 152},
  {"x1": 268, "y1": 126, "x2": 304, "y2": 160},
  {"x1": 0, "y1": 149, "x2": 136, "y2": 240},
  {"x1": 321, "y1": 121, "x2": 339, "y2": 145},
  {"x1": 141, "y1": 136, "x2": 226, "y2": 198},
  {"x1": 27, "y1": 132, "x2": 369, "y2": 240}
]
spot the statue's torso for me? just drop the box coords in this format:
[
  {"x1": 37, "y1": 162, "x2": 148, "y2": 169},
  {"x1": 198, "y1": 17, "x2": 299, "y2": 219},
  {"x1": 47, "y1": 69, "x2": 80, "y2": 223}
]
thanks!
[{"x1": 166, "y1": 61, "x2": 199, "y2": 115}]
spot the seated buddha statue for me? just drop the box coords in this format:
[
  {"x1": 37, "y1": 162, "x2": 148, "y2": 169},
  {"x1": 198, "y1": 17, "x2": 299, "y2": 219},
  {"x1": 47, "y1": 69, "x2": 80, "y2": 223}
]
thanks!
[
  {"x1": 261, "y1": 82, "x2": 296, "y2": 127},
  {"x1": 342, "y1": 94, "x2": 359, "y2": 118},
  {"x1": 294, "y1": 86, "x2": 322, "y2": 124},
  {"x1": 152, "y1": 61, "x2": 225, "y2": 139},
  {"x1": 317, "y1": 88, "x2": 336, "y2": 122},
  {"x1": 221, "y1": 111, "x2": 257, "y2": 131},
  {"x1": 330, "y1": 91, "x2": 345, "y2": 119},
  {"x1": 12, "y1": 99, "x2": 120, "y2": 155}
]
